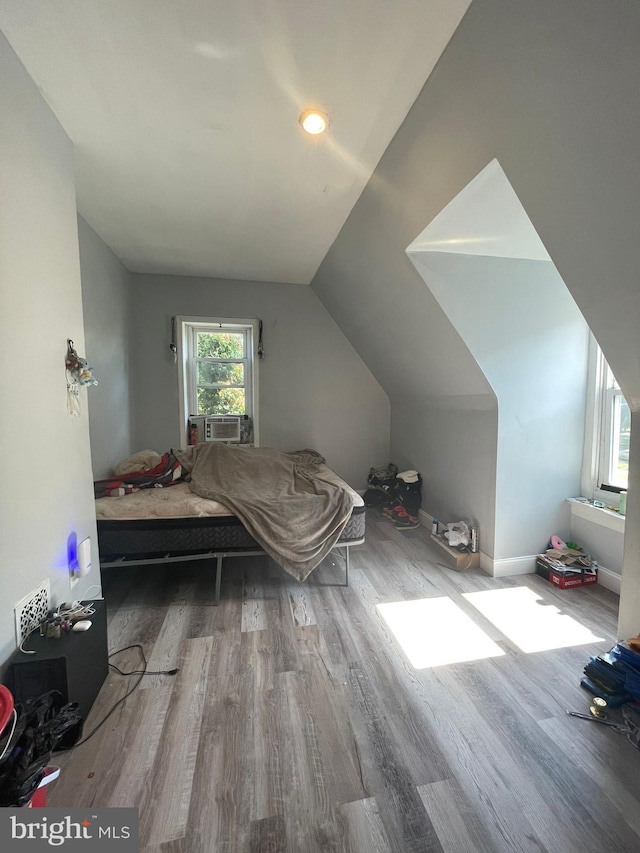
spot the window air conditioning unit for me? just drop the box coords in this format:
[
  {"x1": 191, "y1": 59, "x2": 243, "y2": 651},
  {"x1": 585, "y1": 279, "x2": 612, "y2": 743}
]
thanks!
[{"x1": 204, "y1": 415, "x2": 241, "y2": 442}]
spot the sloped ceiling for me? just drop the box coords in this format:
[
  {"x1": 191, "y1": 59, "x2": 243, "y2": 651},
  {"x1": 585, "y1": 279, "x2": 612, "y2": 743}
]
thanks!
[
  {"x1": 0, "y1": 0, "x2": 471, "y2": 284},
  {"x1": 407, "y1": 159, "x2": 552, "y2": 263}
]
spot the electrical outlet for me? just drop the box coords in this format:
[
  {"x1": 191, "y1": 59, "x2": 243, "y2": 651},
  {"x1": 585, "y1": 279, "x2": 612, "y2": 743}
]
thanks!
[{"x1": 69, "y1": 537, "x2": 91, "y2": 588}]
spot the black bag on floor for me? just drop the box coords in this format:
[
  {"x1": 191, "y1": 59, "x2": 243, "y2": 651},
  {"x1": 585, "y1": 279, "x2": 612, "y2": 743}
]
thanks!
[
  {"x1": 0, "y1": 690, "x2": 82, "y2": 807},
  {"x1": 367, "y1": 463, "x2": 399, "y2": 494},
  {"x1": 395, "y1": 475, "x2": 422, "y2": 516},
  {"x1": 364, "y1": 488, "x2": 395, "y2": 508}
]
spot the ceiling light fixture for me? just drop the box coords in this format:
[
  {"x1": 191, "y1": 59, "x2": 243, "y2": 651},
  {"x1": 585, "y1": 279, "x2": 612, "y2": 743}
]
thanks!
[{"x1": 299, "y1": 109, "x2": 329, "y2": 135}]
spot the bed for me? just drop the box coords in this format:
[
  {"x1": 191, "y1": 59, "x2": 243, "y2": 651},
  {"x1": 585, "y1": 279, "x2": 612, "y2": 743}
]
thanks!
[{"x1": 96, "y1": 449, "x2": 365, "y2": 604}]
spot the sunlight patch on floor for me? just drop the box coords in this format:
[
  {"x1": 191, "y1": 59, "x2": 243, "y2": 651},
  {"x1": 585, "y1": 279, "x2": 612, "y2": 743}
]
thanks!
[
  {"x1": 462, "y1": 586, "x2": 604, "y2": 653},
  {"x1": 376, "y1": 597, "x2": 505, "y2": 669}
]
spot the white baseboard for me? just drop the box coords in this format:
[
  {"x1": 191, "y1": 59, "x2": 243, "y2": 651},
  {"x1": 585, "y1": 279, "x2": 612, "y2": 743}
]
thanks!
[
  {"x1": 595, "y1": 565, "x2": 621, "y2": 595},
  {"x1": 480, "y1": 553, "x2": 538, "y2": 577},
  {"x1": 419, "y1": 508, "x2": 436, "y2": 529},
  {"x1": 420, "y1": 511, "x2": 538, "y2": 578},
  {"x1": 419, "y1": 510, "x2": 619, "y2": 590},
  {"x1": 482, "y1": 551, "x2": 620, "y2": 591}
]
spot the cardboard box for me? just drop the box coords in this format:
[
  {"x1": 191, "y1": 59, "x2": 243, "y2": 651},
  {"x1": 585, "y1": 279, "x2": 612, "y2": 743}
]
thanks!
[
  {"x1": 430, "y1": 534, "x2": 480, "y2": 572},
  {"x1": 535, "y1": 558, "x2": 598, "y2": 589}
]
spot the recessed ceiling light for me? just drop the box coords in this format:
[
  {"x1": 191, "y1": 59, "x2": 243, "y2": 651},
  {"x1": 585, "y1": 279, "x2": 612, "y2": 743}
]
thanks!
[{"x1": 299, "y1": 109, "x2": 329, "y2": 135}]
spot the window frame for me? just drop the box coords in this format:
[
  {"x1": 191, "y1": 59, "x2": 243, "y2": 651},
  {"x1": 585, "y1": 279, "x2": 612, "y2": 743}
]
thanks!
[
  {"x1": 188, "y1": 325, "x2": 251, "y2": 419},
  {"x1": 600, "y1": 386, "x2": 629, "y2": 492},
  {"x1": 176, "y1": 316, "x2": 260, "y2": 447},
  {"x1": 581, "y1": 334, "x2": 629, "y2": 503}
]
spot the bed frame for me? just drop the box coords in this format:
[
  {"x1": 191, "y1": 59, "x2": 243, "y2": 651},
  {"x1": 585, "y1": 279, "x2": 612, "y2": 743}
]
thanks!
[{"x1": 97, "y1": 505, "x2": 365, "y2": 604}]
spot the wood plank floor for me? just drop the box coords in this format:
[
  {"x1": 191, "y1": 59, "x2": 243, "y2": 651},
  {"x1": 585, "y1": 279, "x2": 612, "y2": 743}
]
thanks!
[{"x1": 49, "y1": 512, "x2": 640, "y2": 852}]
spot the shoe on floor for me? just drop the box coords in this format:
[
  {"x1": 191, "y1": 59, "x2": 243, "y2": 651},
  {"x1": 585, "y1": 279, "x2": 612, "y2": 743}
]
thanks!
[
  {"x1": 394, "y1": 513, "x2": 421, "y2": 530},
  {"x1": 383, "y1": 504, "x2": 403, "y2": 519}
]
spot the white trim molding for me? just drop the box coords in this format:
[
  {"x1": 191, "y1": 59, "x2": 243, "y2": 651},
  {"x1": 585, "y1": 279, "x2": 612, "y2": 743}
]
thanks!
[
  {"x1": 176, "y1": 315, "x2": 260, "y2": 448},
  {"x1": 479, "y1": 553, "x2": 538, "y2": 578},
  {"x1": 419, "y1": 509, "x2": 538, "y2": 578},
  {"x1": 595, "y1": 565, "x2": 621, "y2": 595},
  {"x1": 567, "y1": 497, "x2": 625, "y2": 534},
  {"x1": 420, "y1": 506, "x2": 620, "y2": 587}
]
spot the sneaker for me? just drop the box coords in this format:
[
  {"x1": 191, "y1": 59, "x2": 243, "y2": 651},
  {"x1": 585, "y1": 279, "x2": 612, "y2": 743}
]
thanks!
[
  {"x1": 384, "y1": 504, "x2": 405, "y2": 520},
  {"x1": 394, "y1": 513, "x2": 421, "y2": 530}
]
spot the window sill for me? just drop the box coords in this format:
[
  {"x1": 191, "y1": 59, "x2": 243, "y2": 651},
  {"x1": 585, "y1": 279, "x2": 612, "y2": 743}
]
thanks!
[{"x1": 567, "y1": 497, "x2": 625, "y2": 534}]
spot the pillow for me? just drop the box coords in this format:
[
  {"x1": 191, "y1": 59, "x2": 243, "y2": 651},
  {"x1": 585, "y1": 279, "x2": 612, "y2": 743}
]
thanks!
[{"x1": 114, "y1": 449, "x2": 162, "y2": 477}]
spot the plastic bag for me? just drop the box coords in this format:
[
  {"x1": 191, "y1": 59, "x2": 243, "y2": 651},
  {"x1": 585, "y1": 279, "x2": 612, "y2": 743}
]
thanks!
[
  {"x1": 0, "y1": 691, "x2": 82, "y2": 807},
  {"x1": 445, "y1": 521, "x2": 470, "y2": 548}
]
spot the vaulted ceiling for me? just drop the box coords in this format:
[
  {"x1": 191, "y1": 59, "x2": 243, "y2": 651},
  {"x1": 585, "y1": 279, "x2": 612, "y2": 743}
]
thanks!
[{"x1": 0, "y1": 0, "x2": 471, "y2": 283}]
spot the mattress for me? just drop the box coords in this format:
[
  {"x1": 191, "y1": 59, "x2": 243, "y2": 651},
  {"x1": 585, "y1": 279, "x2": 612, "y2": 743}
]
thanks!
[{"x1": 96, "y1": 466, "x2": 365, "y2": 562}]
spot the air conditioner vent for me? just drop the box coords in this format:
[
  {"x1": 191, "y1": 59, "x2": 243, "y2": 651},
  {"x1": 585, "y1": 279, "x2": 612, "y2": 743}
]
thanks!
[
  {"x1": 14, "y1": 580, "x2": 50, "y2": 645},
  {"x1": 205, "y1": 416, "x2": 241, "y2": 442}
]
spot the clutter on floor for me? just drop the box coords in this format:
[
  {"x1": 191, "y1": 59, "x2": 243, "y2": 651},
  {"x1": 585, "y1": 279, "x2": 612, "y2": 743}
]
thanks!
[
  {"x1": 536, "y1": 534, "x2": 598, "y2": 588},
  {"x1": 429, "y1": 518, "x2": 480, "y2": 572},
  {"x1": 429, "y1": 532, "x2": 480, "y2": 572},
  {"x1": 442, "y1": 519, "x2": 476, "y2": 549},
  {"x1": 581, "y1": 640, "x2": 640, "y2": 707},
  {"x1": 365, "y1": 463, "x2": 422, "y2": 530},
  {"x1": 365, "y1": 461, "x2": 483, "y2": 571},
  {"x1": 0, "y1": 686, "x2": 79, "y2": 806},
  {"x1": 570, "y1": 638, "x2": 640, "y2": 752}
]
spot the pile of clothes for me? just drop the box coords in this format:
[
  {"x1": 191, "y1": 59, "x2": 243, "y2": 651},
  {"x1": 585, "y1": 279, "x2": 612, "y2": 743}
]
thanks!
[
  {"x1": 94, "y1": 449, "x2": 183, "y2": 498},
  {"x1": 364, "y1": 463, "x2": 422, "y2": 530}
]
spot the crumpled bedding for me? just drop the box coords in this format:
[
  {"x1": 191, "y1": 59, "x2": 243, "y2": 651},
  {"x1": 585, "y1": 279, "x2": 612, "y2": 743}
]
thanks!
[
  {"x1": 114, "y1": 449, "x2": 162, "y2": 477},
  {"x1": 95, "y1": 482, "x2": 231, "y2": 520},
  {"x1": 175, "y1": 444, "x2": 356, "y2": 581},
  {"x1": 94, "y1": 451, "x2": 182, "y2": 498}
]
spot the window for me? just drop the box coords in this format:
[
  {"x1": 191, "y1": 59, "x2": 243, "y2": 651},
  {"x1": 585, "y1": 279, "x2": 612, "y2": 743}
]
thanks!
[
  {"x1": 190, "y1": 326, "x2": 251, "y2": 416},
  {"x1": 601, "y1": 363, "x2": 630, "y2": 490},
  {"x1": 176, "y1": 317, "x2": 259, "y2": 444},
  {"x1": 582, "y1": 336, "x2": 630, "y2": 500}
]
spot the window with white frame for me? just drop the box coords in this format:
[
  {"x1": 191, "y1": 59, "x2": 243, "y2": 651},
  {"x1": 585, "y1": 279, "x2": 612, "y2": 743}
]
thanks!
[
  {"x1": 582, "y1": 336, "x2": 630, "y2": 499},
  {"x1": 177, "y1": 317, "x2": 259, "y2": 444}
]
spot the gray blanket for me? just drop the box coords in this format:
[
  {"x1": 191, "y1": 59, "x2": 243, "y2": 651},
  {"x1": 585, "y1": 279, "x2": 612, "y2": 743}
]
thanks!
[{"x1": 175, "y1": 444, "x2": 355, "y2": 581}]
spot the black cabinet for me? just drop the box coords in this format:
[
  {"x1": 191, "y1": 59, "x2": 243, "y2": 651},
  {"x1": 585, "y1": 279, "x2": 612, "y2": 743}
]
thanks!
[{"x1": 2, "y1": 599, "x2": 108, "y2": 722}]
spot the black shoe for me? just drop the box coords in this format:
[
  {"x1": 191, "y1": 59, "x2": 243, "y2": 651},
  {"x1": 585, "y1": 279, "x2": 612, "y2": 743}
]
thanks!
[{"x1": 394, "y1": 512, "x2": 421, "y2": 530}]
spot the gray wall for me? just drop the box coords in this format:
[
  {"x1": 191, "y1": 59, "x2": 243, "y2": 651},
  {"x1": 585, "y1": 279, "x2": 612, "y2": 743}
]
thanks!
[
  {"x1": 570, "y1": 515, "x2": 624, "y2": 578},
  {"x1": 129, "y1": 274, "x2": 390, "y2": 489},
  {"x1": 311, "y1": 0, "x2": 640, "y2": 618},
  {"x1": 311, "y1": 170, "x2": 493, "y2": 537},
  {"x1": 391, "y1": 396, "x2": 498, "y2": 552},
  {"x1": 0, "y1": 34, "x2": 101, "y2": 663},
  {"x1": 411, "y1": 253, "x2": 588, "y2": 562},
  {"x1": 78, "y1": 216, "x2": 133, "y2": 478}
]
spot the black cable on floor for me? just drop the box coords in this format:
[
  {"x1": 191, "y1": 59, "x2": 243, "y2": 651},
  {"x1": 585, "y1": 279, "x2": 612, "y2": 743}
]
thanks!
[{"x1": 58, "y1": 644, "x2": 178, "y2": 751}]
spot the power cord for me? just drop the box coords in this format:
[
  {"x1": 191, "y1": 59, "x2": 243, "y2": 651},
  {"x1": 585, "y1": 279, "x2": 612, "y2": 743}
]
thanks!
[
  {"x1": 54, "y1": 602, "x2": 96, "y2": 620},
  {"x1": 58, "y1": 644, "x2": 179, "y2": 751},
  {"x1": 19, "y1": 625, "x2": 40, "y2": 655},
  {"x1": 0, "y1": 710, "x2": 18, "y2": 760},
  {"x1": 19, "y1": 602, "x2": 98, "y2": 655},
  {"x1": 108, "y1": 663, "x2": 178, "y2": 677}
]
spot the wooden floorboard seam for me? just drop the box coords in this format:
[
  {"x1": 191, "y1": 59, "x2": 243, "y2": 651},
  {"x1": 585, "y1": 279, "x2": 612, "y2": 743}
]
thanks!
[{"x1": 47, "y1": 518, "x2": 639, "y2": 853}]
